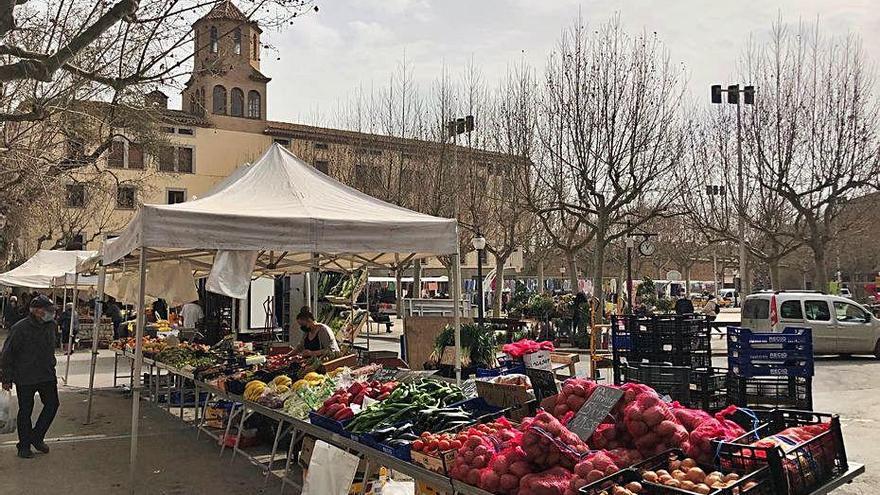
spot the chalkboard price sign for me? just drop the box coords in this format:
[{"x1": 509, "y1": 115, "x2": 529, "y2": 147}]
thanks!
[
  {"x1": 568, "y1": 385, "x2": 624, "y2": 441},
  {"x1": 525, "y1": 367, "x2": 558, "y2": 402}
]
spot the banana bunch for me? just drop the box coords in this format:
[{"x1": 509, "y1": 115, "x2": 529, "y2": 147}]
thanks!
[{"x1": 244, "y1": 380, "x2": 267, "y2": 401}]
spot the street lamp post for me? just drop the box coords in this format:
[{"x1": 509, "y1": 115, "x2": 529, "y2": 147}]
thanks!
[
  {"x1": 472, "y1": 232, "x2": 486, "y2": 325},
  {"x1": 711, "y1": 84, "x2": 754, "y2": 298}
]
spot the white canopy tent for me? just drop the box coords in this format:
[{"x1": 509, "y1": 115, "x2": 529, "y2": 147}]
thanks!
[
  {"x1": 0, "y1": 249, "x2": 96, "y2": 288},
  {"x1": 97, "y1": 143, "x2": 464, "y2": 491}
]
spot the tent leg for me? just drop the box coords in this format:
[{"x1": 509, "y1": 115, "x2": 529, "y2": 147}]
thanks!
[
  {"x1": 85, "y1": 263, "x2": 107, "y2": 424},
  {"x1": 129, "y1": 249, "x2": 147, "y2": 494},
  {"x1": 64, "y1": 273, "x2": 79, "y2": 384},
  {"x1": 452, "y1": 248, "x2": 462, "y2": 384},
  {"x1": 311, "y1": 253, "x2": 319, "y2": 314}
]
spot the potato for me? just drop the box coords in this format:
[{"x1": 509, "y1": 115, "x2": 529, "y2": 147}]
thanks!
[
  {"x1": 664, "y1": 479, "x2": 681, "y2": 488},
  {"x1": 687, "y1": 467, "x2": 706, "y2": 484},
  {"x1": 642, "y1": 471, "x2": 658, "y2": 483},
  {"x1": 669, "y1": 459, "x2": 682, "y2": 471},
  {"x1": 705, "y1": 474, "x2": 722, "y2": 486},
  {"x1": 659, "y1": 474, "x2": 673, "y2": 484},
  {"x1": 724, "y1": 472, "x2": 740, "y2": 482},
  {"x1": 624, "y1": 481, "x2": 643, "y2": 493},
  {"x1": 680, "y1": 480, "x2": 696, "y2": 490},
  {"x1": 681, "y1": 458, "x2": 697, "y2": 470},
  {"x1": 656, "y1": 470, "x2": 670, "y2": 478},
  {"x1": 673, "y1": 470, "x2": 688, "y2": 482},
  {"x1": 694, "y1": 483, "x2": 712, "y2": 495},
  {"x1": 744, "y1": 481, "x2": 758, "y2": 490}
]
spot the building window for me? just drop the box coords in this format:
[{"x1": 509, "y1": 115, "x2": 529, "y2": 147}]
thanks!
[
  {"x1": 66, "y1": 184, "x2": 85, "y2": 208},
  {"x1": 128, "y1": 142, "x2": 144, "y2": 169},
  {"x1": 116, "y1": 186, "x2": 137, "y2": 209},
  {"x1": 274, "y1": 138, "x2": 290, "y2": 146},
  {"x1": 156, "y1": 146, "x2": 194, "y2": 174},
  {"x1": 107, "y1": 140, "x2": 125, "y2": 168},
  {"x1": 252, "y1": 33, "x2": 259, "y2": 59},
  {"x1": 233, "y1": 28, "x2": 242, "y2": 55},
  {"x1": 314, "y1": 160, "x2": 329, "y2": 174},
  {"x1": 314, "y1": 142, "x2": 329, "y2": 150},
  {"x1": 212, "y1": 85, "x2": 227, "y2": 114},
  {"x1": 161, "y1": 126, "x2": 175, "y2": 133},
  {"x1": 210, "y1": 26, "x2": 218, "y2": 53},
  {"x1": 247, "y1": 90, "x2": 261, "y2": 119},
  {"x1": 230, "y1": 88, "x2": 244, "y2": 117},
  {"x1": 178, "y1": 147, "x2": 194, "y2": 173},
  {"x1": 178, "y1": 128, "x2": 194, "y2": 136},
  {"x1": 167, "y1": 189, "x2": 186, "y2": 204},
  {"x1": 66, "y1": 233, "x2": 85, "y2": 251}
]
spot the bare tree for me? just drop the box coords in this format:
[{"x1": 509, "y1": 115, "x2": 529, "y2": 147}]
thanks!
[
  {"x1": 536, "y1": 16, "x2": 687, "y2": 309},
  {"x1": 740, "y1": 20, "x2": 880, "y2": 290}
]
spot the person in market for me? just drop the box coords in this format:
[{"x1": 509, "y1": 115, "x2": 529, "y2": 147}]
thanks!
[
  {"x1": 291, "y1": 306, "x2": 340, "y2": 358},
  {"x1": 181, "y1": 298, "x2": 204, "y2": 329},
  {"x1": 674, "y1": 290, "x2": 694, "y2": 316},
  {"x1": 59, "y1": 302, "x2": 79, "y2": 355},
  {"x1": 3, "y1": 295, "x2": 23, "y2": 329},
  {"x1": 152, "y1": 298, "x2": 168, "y2": 321},
  {"x1": 106, "y1": 297, "x2": 123, "y2": 339},
  {"x1": 0, "y1": 295, "x2": 60, "y2": 459}
]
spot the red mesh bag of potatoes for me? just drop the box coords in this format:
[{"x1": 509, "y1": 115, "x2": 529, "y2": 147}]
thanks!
[
  {"x1": 517, "y1": 466, "x2": 573, "y2": 495},
  {"x1": 521, "y1": 411, "x2": 589, "y2": 470},
  {"x1": 669, "y1": 401, "x2": 713, "y2": 432},
  {"x1": 552, "y1": 378, "x2": 599, "y2": 419},
  {"x1": 481, "y1": 442, "x2": 534, "y2": 495},
  {"x1": 622, "y1": 392, "x2": 690, "y2": 457},
  {"x1": 450, "y1": 434, "x2": 497, "y2": 487},
  {"x1": 566, "y1": 450, "x2": 621, "y2": 494}
]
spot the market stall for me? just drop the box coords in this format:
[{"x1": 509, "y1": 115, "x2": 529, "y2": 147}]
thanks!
[
  {"x1": 95, "y1": 143, "x2": 464, "y2": 490},
  {"x1": 0, "y1": 249, "x2": 96, "y2": 288}
]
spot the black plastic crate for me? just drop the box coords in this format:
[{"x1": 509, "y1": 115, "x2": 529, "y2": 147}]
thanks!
[
  {"x1": 621, "y1": 363, "x2": 691, "y2": 404},
  {"x1": 727, "y1": 374, "x2": 813, "y2": 411},
  {"x1": 713, "y1": 410, "x2": 848, "y2": 495},
  {"x1": 579, "y1": 449, "x2": 776, "y2": 495}
]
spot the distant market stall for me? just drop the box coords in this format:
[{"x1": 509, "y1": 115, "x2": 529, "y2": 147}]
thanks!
[
  {"x1": 0, "y1": 249, "x2": 96, "y2": 288},
  {"x1": 94, "y1": 143, "x2": 465, "y2": 488}
]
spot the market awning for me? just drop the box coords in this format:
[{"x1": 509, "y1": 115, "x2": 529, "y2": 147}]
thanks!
[
  {"x1": 102, "y1": 143, "x2": 459, "y2": 269},
  {"x1": 0, "y1": 250, "x2": 97, "y2": 288}
]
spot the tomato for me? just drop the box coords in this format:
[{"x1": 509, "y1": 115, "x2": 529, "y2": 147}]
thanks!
[
  {"x1": 412, "y1": 440, "x2": 424, "y2": 452},
  {"x1": 450, "y1": 439, "x2": 462, "y2": 450},
  {"x1": 421, "y1": 432, "x2": 431, "y2": 439},
  {"x1": 438, "y1": 440, "x2": 451, "y2": 451},
  {"x1": 427, "y1": 439, "x2": 439, "y2": 451}
]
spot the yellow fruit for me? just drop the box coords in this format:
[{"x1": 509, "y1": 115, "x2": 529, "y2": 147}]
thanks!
[
  {"x1": 273, "y1": 384, "x2": 290, "y2": 394},
  {"x1": 272, "y1": 375, "x2": 292, "y2": 388},
  {"x1": 292, "y1": 379, "x2": 310, "y2": 391},
  {"x1": 304, "y1": 372, "x2": 322, "y2": 381}
]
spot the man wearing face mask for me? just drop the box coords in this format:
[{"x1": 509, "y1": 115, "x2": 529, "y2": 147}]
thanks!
[
  {"x1": 291, "y1": 307, "x2": 340, "y2": 359},
  {"x1": 0, "y1": 295, "x2": 60, "y2": 459}
]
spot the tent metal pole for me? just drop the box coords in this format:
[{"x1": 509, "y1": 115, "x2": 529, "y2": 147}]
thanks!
[
  {"x1": 311, "y1": 253, "x2": 319, "y2": 314},
  {"x1": 64, "y1": 272, "x2": 79, "y2": 384},
  {"x1": 62, "y1": 288, "x2": 68, "y2": 312},
  {"x1": 128, "y1": 249, "x2": 147, "y2": 494},
  {"x1": 85, "y1": 259, "x2": 106, "y2": 424},
  {"x1": 452, "y1": 246, "x2": 462, "y2": 385}
]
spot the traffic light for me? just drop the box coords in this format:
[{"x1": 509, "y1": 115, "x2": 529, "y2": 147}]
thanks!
[
  {"x1": 711, "y1": 85, "x2": 722, "y2": 104},
  {"x1": 743, "y1": 85, "x2": 755, "y2": 105},
  {"x1": 727, "y1": 85, "x2": 739, "y2": 104},
  {"x1": 705, "y1": 185, "x2": 713, "y2": 196}
]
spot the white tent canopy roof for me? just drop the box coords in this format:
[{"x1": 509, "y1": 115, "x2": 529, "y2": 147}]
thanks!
[
  {"x1": 103, "y1": 144, "x2": 458, "y2": 270},
  {"x1": 0, "y1": 250, "x2": 97, "y2": 288}
]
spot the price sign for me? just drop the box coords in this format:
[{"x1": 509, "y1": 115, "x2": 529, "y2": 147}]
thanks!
[
  {"x1": 525, "y1": 367, "x2": 558, "y2": 402},
  {"x1": 568, "y1": 385, "x2": 624, "y2": 441},
  {"x1": 396, "y1": 370, "x2": 438, "y2": 384},
  {"x1": 523, "y1": 349, "x2": 551, "y2": 370},
  {"x1": 368, "y1": 368, "x2": 400, "y2": 383}
]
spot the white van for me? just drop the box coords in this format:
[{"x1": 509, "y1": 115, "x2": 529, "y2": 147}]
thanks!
[{"x1": 740, "y1": 291, "x2": 880, "y2": 357}]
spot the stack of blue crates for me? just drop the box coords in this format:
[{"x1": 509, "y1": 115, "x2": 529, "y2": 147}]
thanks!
[{"x1": 726, "y1": 327, "x2": 814, "y2": 410}]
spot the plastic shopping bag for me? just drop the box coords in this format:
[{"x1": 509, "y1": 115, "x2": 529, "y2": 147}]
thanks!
[
  {"x1": 302, "y1": 440, "x2": 359, "y2": 495},
  {"x1": 0, "y1": 390, "x2": 15, "y2": 434}
]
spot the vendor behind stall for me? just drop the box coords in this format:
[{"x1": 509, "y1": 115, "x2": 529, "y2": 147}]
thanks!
[{"x1": 292, "y1": 307, "x2": 339, "y2": 358}]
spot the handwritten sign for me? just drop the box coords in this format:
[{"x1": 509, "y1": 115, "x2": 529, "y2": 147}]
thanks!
[
  {"x1": 524, "y1": 367, "x2": 558, "y2": 402},
  {"x1": 368, "y1": 368, "x2": 400, "y2": 383},
  {"x1": 523, "y1": 349, "x2": 551, "y2": 370},
  {"x1": 396, "y1": 370, "x2": 439, "y2": 384},
  {"x1": 568, "y1": 385, "x2": 624, "y2": 441}
]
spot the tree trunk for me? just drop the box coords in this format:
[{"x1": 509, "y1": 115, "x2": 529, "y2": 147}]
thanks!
[
  {"x1": 412, "y1": 261, "x2": 422, "y2": 298},
  {"x1": 494, "y1": 255, "x2": 506, "y2": 317},
  {"x1": 591, "y1": 244, "x2": 606, "y2": 320},
  {"x1": 566, "y1": 251, "x2": 578, "y2": 293},
  {"x1": 769, "y1": 260, "x2": 781, "y2": 290},
  {"x1": 811, "y1": 244, "x2": 829, "y2": 292},
  {"x1": 537, "y1": 258, "x2": 545, "y2": 294}
]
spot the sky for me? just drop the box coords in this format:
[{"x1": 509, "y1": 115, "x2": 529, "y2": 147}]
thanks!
[{"x1": 250, "y1": 0, "x2": 880, "y2": 126}]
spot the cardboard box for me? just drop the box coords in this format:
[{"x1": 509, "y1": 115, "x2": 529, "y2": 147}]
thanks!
[
  {"x1": 476, "y1": 380, "x2": 532, "y2": 422},
  {"x1": 411, "y1": 448, "x2": 457, "y2": 474}
]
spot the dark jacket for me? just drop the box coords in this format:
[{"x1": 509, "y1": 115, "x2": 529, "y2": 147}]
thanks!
[
  {"x1": 0, "y1": 314, "x2": 58, "y2": 386},
  {"x1": 674, "y1": 298, "x2": 695, "y2": 315}
]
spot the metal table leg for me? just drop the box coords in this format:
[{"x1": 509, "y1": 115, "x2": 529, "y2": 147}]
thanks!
[
  {"x1": 231, "y1": 407, "x2": 251, "y2": 461},
  {"x1": 220, "y1": 403, "x2": 240, "y2": 457},
  {"x1": 113, "y1": 353, "x2": 119, "y2": 387},
  {"x1": 280, "y1": 430, "x2": 300, "y2": 495},
  {"x1": 263, "y1": 421, "x2": 294, "y2": 487}
]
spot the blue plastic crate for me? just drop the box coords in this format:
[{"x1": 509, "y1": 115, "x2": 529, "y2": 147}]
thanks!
[
  {"x1": 611, "y1": 332, "x2": 632, "y2": 351},
  {"x1": 476, "y1": 362, "x2": 527, "y2": 377},
  {"x1": 727, "y1": 327, "x2": 812, "y2": 346},
  {"x1": 730, "y1": 361, "x2": 814, "y2": 378},
  {"x1": 728, "y1": 347, "x2": 814, "y2": 362},
  {"x1": 308, "y1": 411, "x2": 353, "y2": 438}
]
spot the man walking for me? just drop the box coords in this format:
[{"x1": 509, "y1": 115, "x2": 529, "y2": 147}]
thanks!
[{"x1": 0, "y1": 295, "x2": 60, "y2": 459}]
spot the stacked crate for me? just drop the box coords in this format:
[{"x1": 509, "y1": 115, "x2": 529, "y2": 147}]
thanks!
[
  {"x1": 727, "y1": 327, "x2": 814, "y2": 410},
  {"x1": 611, "y1": 315, "x2": 726, "y2": 410}
]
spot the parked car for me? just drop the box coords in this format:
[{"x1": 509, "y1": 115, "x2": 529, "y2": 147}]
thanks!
[
  {"x1": 718, "y1": 288, "x2": 738, "y2": 307},
  {"x1": 740, "y1": 291, "x2": 880, "y2": 357}
]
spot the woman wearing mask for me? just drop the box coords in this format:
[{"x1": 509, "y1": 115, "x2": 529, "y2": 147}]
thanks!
[{"x1": 291, "y1": 307, "x2": 340, "y2": 358}]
